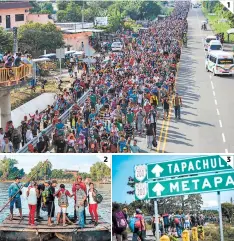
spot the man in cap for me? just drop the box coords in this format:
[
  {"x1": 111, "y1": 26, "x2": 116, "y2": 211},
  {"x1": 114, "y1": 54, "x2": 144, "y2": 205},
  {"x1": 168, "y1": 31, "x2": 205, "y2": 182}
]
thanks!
[
  {"x1": 74, "y1": 182, "x2": 87, "y2": 228},
  {"x1": 8, "y1": 176, "x2": 23, "y2": 221},
  {"x1": 133, "y1": 208, "x2": 146, "y2": 241},
  {"x1": 72, "y1": 176, "x2": 87, "y2": 223}
]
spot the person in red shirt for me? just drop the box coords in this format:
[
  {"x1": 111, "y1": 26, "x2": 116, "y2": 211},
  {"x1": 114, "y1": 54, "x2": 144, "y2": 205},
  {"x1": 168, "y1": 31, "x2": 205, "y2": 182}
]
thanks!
[{"x1": 72, "y1": 176, "x2": 87, "y2": 222}]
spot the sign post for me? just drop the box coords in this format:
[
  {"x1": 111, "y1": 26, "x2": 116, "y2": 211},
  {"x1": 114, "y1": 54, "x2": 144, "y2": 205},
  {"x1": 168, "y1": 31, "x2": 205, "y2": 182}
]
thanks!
[
  {"x1": 56, "y1": 48, "x2": 65, "y2": 78},
  {"x1": 154, "y1": 200, "x2": 160, "y2": 241},
  {"x1": 218, "y1": 191, "x2": 224, "y2": 241}
]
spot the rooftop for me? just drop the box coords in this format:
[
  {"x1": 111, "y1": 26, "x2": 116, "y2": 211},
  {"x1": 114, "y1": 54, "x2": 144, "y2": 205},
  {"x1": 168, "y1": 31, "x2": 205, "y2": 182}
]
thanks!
[{"x1": 0, "y1": 1, "x2": 32, "y2": 10}]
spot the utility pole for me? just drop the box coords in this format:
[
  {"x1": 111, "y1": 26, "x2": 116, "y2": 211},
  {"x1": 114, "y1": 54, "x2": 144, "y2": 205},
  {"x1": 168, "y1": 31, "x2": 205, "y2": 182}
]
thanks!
[{"x1": 82, "y1": 0, "x2": 84, "y2": 29}]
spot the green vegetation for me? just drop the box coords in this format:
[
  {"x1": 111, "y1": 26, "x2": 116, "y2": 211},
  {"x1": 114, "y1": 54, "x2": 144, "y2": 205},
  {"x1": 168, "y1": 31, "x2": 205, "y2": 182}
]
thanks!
[
  {"x1": 204, "y1": 223, "x2": 234, "y2": 241},
  {"x1": 90, "y1": 162, "x2": 111, "y2": 181},
  {"x1": 0, "y1": 27, "x2": 13, "y2": 53},
  {"x1": 0, "y1": 158, "x2": 110, "y2": 182},
  {"x1": 222, "y1": 202, "x2": 234, "y2": 223},
  {"x1": 0, "y1": 156, "x2": 25, "y2": 180},
  {"x1": 18, "y1": 22, "x2": 64, "y2": 57},
  {"x1": 202, "y1": 2, "x2": 234, "y2": 42},
  {"x1": 56, "y1": 1, "x2": 165, "y2": 33},
  {"x1": 29, "y1": 1, "x2": 55, "y2": 14}
]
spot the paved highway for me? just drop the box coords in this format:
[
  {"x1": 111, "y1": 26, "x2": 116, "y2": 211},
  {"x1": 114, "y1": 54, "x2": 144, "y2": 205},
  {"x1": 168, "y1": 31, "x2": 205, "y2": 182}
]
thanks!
[{"x1": 138, "y1": 8, "x2": 234, "y2": 153}]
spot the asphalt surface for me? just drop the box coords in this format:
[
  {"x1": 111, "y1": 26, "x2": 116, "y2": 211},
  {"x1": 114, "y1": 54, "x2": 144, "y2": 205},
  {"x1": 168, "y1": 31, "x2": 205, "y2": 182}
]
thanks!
[{"x1": 138, "y1": 7, "x2": 234, "y2": 153}]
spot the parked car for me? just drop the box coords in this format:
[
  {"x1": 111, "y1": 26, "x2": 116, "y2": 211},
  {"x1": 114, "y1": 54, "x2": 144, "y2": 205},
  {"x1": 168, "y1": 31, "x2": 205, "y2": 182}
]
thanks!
[{"x1": 111, "y1": 42, "x2": 123, "y2": 52}]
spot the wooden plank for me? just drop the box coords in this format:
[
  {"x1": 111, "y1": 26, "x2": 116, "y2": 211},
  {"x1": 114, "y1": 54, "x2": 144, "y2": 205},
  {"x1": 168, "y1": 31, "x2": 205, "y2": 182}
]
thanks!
[{"x1": 0, "y1": 223, "x2": 109, "y2": 230}]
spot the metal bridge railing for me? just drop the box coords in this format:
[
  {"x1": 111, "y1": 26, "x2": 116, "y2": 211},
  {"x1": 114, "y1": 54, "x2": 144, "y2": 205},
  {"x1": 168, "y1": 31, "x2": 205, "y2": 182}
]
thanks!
[{"x1": 17, "y1": 90, "x2": 90, "y2": 153}]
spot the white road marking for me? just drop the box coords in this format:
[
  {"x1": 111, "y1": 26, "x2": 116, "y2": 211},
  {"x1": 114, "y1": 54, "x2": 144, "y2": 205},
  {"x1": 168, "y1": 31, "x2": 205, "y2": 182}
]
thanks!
[
  {"x1": 216, "y1": 109, "x2": 220, "y2": 115},
  {"x1": 219, "y1": 120, "x2": 222, "y2": 128},
  {"x1": 211, "y1": 81, "x2": 214, "y2": 89},
  {"x1": 213, "y1": 91, "x2": 216, "y2": 96},
  {"x1": 209, "y1": 74, "x2": 212, "y2": 79},
  {"x1": 222, "y1": 133, "x2": 226, "y2": 143},
  {"x1": 214, "y1": 99, "x2": 217, "y2": 105},
  {"x1": 225, "y1": 149, "x2": 228, "y2": 153}
]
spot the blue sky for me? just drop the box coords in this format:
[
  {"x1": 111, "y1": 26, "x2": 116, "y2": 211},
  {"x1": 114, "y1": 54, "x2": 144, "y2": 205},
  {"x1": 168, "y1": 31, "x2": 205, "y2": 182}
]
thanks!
[
  {"x1": 0, "y1": 154, "x2": 110, "y2": 173},
  {"x1": 112, "y1": 155, "x2": 234, "y2": 209}
]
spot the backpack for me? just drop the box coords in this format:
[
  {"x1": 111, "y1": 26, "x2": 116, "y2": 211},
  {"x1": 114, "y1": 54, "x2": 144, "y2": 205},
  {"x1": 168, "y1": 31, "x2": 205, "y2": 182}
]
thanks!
[
  {"x1": 152, "y1": 137, "x2": 157, "y2": 147},
  {"x1": 129, "y1": 217, "x2": 142, "y2": 232},
  {"x1": 115, "y1": 211, "x2": 127, "y2": 229},
  {"x1": 174, "y1": 218, "x2": 180, "y2": 225},
  {"x1": 95, "y1": 193, "x2": 103, "y2": 204},
  {"x1": 41, "y1": 188, "x2": 50, "y2": 204},
  {"x1": 58, "y1": 190, "x2": 68, "y2": 207}
]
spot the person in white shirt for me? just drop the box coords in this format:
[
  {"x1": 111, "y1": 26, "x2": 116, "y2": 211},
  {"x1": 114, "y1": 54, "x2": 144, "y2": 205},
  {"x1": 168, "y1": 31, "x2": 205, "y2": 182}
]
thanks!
[{"x1": 27, "y1": 181, "x2": 40, "y2": 226}]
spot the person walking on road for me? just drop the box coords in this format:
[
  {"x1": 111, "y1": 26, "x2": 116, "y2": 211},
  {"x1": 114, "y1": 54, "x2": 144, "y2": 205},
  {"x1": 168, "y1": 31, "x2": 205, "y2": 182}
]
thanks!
[
  {"x1": 173, "y1": 93, "x2": 182, "y2": 119},
  {"x1": 112, "y1": 203, "x2": 128, "y2": 241}
]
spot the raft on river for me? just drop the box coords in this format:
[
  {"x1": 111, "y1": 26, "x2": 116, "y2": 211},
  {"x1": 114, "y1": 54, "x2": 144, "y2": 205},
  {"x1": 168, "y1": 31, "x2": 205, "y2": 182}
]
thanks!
[{"x1": 0, "y1": 215, "x2": 111, "y2": 241}]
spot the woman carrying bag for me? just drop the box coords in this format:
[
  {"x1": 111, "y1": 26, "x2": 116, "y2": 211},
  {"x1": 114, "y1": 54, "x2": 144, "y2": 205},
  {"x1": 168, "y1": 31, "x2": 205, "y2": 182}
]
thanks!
[{"x1": 87, "y1": 183, "x2": 103, "y2": 226}]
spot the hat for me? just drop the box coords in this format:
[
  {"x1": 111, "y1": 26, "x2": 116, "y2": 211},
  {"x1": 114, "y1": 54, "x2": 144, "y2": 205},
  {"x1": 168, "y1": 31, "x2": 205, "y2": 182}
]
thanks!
[{"x1": 136, "y1": 208, "x2": 142, "y2": 214}]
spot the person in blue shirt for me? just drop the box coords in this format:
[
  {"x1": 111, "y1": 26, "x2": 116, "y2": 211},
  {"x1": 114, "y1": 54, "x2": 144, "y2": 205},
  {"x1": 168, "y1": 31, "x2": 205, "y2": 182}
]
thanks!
[
  {"x1": 130, "y1": 91, "x2": 137, "y2": 104},
  {"x1": 174, "y1": 212, "x2": 182, "y2": 237},
  {"x1": 117, "y1": 135, "x2": 127, "y2": 153},
  {"x1": 8, "y1": 177, "x2": 23, "y2": 221}
]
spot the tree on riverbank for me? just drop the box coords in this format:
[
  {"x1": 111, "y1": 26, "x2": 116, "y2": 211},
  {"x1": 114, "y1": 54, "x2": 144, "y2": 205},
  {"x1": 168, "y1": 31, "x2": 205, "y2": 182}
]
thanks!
[
  {"x1": 0, "y1": 156, "x2": 25, "y2": 180},
  {"x1": 90, "y1": 162, "x2": 111, "y2": 181}
]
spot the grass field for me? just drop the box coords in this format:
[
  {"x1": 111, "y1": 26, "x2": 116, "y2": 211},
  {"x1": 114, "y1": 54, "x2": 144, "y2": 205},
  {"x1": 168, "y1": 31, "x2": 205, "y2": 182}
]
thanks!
[
  {"x1": 11, "y1": 71, "x2": 72, "y2": 110},
  {"x1": 202, "y1": 8, "x2": 234, "y2": 43}
]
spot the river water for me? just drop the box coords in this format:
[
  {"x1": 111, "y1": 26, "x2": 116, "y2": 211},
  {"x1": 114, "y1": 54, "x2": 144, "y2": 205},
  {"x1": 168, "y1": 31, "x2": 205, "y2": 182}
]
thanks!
[{"x1": 0, "y1": 182, "x2": 111, "y2": 224}]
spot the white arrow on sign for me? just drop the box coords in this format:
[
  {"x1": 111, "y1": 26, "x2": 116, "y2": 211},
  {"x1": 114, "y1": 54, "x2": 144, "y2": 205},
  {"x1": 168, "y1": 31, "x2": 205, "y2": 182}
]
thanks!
[
  {"x1": 151, "y1": 164, "x2": 164, "y2": 178},
  {"x1": 152, "y1": 183, "x2": 165, "y2": 196}
]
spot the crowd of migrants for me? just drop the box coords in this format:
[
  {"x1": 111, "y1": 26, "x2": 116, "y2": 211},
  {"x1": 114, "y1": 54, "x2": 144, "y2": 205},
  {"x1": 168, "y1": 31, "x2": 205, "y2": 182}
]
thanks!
[
  {"x1": 8, "y1": 176, "x2": 103, "y2": 227},
  {"x1": 113, "y1": 204, "x2": 208, "y2": 241},
  {"x1": 0, "y1": 2, "x2": 187, "y2": 154}
]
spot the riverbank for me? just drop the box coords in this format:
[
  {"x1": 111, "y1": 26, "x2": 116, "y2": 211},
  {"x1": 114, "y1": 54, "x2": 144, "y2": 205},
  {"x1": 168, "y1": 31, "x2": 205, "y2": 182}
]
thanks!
[{"x1": 202, "y1": 7, "x2": 234, "y2": 43}]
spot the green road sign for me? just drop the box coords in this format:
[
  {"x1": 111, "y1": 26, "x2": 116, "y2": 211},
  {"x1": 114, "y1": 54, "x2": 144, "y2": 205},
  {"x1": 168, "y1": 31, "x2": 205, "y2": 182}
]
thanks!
[
  {"x1": 134, "y1": 155, "x2": 233, "y2": 182},
  {"x1": 135, "y1": 171, "x2": 234, "y2": 200}
]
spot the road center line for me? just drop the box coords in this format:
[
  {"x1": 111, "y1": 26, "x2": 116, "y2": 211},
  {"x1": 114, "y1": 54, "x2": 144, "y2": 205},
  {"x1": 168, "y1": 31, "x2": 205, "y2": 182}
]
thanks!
[
  {"x1": 222, "y1": 133, "x2": 226, "y2": 143},
  {"x1": 213, "y1": 91, "x2": 216, "y2": 97},
  {"x1": 214, "y1": 99, "x2": 217, "y2": 105},
  {"x1": 219, "y1": 120, "x2": 223, "y2": 128},
  {"x1": 216, "y1": 109, "x2": 220, "y2": 115},
  {"x1": 211, "y1": 81, "x2": 214, "y2": 89}
]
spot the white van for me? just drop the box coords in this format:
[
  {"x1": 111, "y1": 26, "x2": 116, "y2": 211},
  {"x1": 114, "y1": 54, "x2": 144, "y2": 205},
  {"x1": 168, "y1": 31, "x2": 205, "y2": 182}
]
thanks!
[
  {"x1": 111, "y1": 42, "x2": 123, "y2": 52},
  {"x1": 205, "y1": 51, "x2": 234, "y2": 76},
  {"x1": 208, "y1": 40, "x2": 222, "y2": 52},
  {"x1": 204, "y1": 35, "x2": 217, "y2": 51}
]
